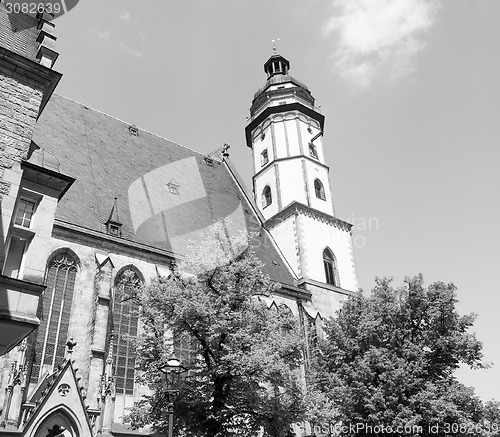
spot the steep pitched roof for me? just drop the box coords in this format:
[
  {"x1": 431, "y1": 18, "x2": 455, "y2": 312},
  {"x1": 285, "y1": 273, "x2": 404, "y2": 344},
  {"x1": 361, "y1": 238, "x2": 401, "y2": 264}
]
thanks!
[
  {"x1": 32, "y1": 94, "x2": 296, "y2": 286},
  {"x1": 0, "y1": 4, "x2": 38, "y2": 61}
]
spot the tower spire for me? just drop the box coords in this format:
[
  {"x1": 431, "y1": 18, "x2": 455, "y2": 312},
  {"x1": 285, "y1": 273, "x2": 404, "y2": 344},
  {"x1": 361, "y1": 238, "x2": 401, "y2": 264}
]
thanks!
[
  {"x1": 244, "y1": 54, "x2": 359, "y2": 298},
  {"x1": 272, "y1": 38, "x2": 280, "y2": 54}
]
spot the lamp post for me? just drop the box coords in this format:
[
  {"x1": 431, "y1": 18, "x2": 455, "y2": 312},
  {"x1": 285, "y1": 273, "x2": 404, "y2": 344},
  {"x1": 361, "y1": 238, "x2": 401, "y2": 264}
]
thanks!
[{"x1": 160, "y1": 356, "x2": 183, "y2": 437}]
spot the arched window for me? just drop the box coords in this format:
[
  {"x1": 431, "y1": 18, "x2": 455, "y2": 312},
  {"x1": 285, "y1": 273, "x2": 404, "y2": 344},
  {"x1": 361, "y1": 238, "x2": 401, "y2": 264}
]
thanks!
[
  {"x1": 31, "y1": 250, "x2": 79, "y2": 382},
  {"x1": 113, "y1": 266, "x2": 143, "y2": 395},
  {"x1": 33, "y1": 408, "x2": 78, "y2": 437},
  {"x1": 262, "y1": 185, "x2": 272, "y2": 208},
  {"x1": 323, "y1": 248, "x2": 339, "y2": 287},
  {"x1": 314, "y1": 179, "x2": 326, "y2": 200}
]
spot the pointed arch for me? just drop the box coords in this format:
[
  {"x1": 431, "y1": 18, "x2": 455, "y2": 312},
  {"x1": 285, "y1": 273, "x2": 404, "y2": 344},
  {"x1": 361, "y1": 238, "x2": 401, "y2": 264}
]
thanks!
[
  {"x1": 30, "y1": 249, "x2": 80, "y2": 383},
  {"x1": 32, "y1": 405, "x2": 84, "y2": 437},
  {"x1": 112, "y1": 265, "x2": 144, "y2": 395},
  {"x1": 314, "y1": 179, "x2": 325, "y2": 200},
  {"x1": 323, "y1": 247, "x2": 340, "y2": 287},
  {"x1": 262, "y1": 185, "x2": 272, "y2": 208}
]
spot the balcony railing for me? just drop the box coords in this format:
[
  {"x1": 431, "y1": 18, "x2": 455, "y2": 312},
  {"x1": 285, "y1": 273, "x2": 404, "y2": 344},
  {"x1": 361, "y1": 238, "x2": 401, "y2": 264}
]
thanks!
[{"x1": 250, "y1": 87, "x2": 320, "y2": 119}]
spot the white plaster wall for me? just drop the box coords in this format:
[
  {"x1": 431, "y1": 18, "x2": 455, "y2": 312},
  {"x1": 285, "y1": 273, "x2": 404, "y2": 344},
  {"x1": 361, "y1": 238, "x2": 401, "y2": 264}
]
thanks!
[
  {"x1": 251, "y1": 121, "x2": 274, "y2": 174},
  {"x1": 308, "y1": 283, "x2": 348, "y2": 320},
  {"x1": 272, "y1": 118, "x2": 288, "y2": 160},
  {"x1": 268, "y1": 214, "x2": 299, "y2": 277},
  {"x1": 304, "y1": 160, "x2": 334, "y2": 215},
  {"x1": 277, "y1": 159, "x2": 308, "y2": 209},
  {"x1": 297, "y1": 214, "x2": 358, "y2": 292},
  {"x1": 253, "y1": 165, "x2": 279, "y2": 220},
  {"x1": 285, "y1": 116, "x2": 301, "y2": 157}
]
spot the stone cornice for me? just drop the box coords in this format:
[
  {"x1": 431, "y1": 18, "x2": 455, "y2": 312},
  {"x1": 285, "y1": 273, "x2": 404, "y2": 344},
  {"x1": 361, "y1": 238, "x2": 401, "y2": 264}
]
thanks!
[
  {"x1": 246, "y1": 102, "x2": 324, "y2": 148},
  {"x1": 297, "y1": 277, "x2": 357, "y2": 297},
  {"x1": 53, "y1": 220, "x2": 178, "y2": 263},
  {"x1": 275, "y1": 282, "x2": 312, "y2": 301},
  {"x1": 264, "y1": 201, "x2": 353, "y2": 233},
  {"x1": 0, "y1": 45, "x2": 62, "y2": 117},
  {"x1": 21, "y1": 161, "x2": 75, "y2": 199},
  {"x1": 253, "y1": 155, "x2": 329, "y2": 180}
]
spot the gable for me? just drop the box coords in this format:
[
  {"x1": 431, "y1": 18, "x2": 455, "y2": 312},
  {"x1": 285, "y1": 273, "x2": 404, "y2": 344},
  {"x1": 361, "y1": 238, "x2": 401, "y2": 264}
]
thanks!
[{"x1": 22, "y1": 361, "x2": 94, "y2": 437}]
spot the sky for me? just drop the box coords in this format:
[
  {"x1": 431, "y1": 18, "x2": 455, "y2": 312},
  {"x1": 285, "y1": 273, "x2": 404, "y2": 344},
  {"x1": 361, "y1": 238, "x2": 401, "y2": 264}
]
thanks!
[{"x1": 49, "y1": 0, "x2": 500, "y2": 401}]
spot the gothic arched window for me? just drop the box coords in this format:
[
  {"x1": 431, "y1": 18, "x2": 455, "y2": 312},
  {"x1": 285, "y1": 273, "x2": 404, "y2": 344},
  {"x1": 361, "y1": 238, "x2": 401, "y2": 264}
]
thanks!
[
  {"x1": 262, "y1": 185, "x2": 272, "y2": 208},
  {"x1": 113, "y1": 267, "x2": 143, "y2": 395},
  {"x1": 314, "y1": 179, "x2": 326, "y2": 200},
  {"x1": 31, "y1": 250, "x2": 79, "y2": 382},
  {"x1": 323, "y1": 248, "x2": 339, "y2": 287}
]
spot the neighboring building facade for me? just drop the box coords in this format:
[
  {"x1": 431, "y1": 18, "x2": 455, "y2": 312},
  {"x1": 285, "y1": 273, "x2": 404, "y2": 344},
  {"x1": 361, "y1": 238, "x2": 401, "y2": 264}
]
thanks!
[{"x1": 0, "y1": 7, "x2": 358, "y2": 437}]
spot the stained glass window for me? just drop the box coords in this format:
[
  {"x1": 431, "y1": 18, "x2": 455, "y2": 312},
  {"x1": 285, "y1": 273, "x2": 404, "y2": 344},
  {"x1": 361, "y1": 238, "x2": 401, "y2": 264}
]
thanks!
[
  {"x1": 113, "y1": 267, "x2": 142, "y2": 395},
  {"x1": 31, "y1": 251, "x2": 78, "y2": 382}
]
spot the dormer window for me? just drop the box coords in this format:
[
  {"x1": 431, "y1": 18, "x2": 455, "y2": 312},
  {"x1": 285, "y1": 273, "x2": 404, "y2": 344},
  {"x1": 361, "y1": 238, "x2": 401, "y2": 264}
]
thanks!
[
  {"x1": 309, "y1": 143, "x2": 318, "y2": 159},
  {"x1": 14, "y1": 197, "x2": 37, "y2": 228},
  {"x1": 261, "y1": 149, "x2": 269, "y2": 167},
  {"x1": 105, "y1": 197, "x2": 122, "y2": 237},
  {"x1": 128, "y1": 125, "x2": 139, "y2": 136},
  {"x1": 108, "y1": 223, "x2": 121, "y2": 236},
  {"x1": 167, "y1": 179, "x2": 179, "y2": 195}
]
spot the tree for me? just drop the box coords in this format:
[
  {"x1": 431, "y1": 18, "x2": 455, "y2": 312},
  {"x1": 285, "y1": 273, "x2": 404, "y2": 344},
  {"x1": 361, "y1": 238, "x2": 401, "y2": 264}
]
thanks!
[
  {"x1": 127, "y1": 225, "x2": 306, "y2": 437},
  {"x1": 311, "y1": 275, "x2": 490, "y2": 436}
]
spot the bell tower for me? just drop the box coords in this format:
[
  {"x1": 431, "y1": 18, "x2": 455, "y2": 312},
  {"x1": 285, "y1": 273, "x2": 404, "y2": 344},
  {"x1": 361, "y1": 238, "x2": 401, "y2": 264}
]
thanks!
[{"x1": 245, "y1": 52, "x2": 358, "y2": 315}]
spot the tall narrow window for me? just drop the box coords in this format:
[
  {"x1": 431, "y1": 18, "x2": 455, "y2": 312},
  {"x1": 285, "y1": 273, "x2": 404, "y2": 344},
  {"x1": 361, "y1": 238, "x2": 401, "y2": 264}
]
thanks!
[
  {"x1": 15, "y1": 197, "x2": 37, "y2": 228},
  {"x1": 314, "y1": 179, "x2": 326, "y2": 200},
  {"x1": 262, "y1": 186, "x2": 272, "y2": 208},
  {"x1": 261, "y1": 149, "x2": 269, "y2": 167},
  {"x1": 323, "y1": 248, "x2": 339, "y2": 287},
  {"x1": 31, "y1": 251, "x2": 79, "y2": 382},
  {"x1": 113, "y1": 267, "x2": 142, "y2": 395}
]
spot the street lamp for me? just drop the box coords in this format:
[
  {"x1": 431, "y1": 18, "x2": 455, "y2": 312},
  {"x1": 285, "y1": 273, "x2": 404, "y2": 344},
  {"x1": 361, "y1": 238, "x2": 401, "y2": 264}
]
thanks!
[{"x1": 160, "y1": 355, "x2": 184, "y2": 437}]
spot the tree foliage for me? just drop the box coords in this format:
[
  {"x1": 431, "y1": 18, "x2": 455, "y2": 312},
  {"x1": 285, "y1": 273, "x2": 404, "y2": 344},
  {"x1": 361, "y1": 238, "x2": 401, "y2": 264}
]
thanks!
[
  {"x1": 311, "y1": 275, "x2": 497, "y2": 436},
  {"x1": 127, "y1": 226, "x2": 305, "y2": 437}
]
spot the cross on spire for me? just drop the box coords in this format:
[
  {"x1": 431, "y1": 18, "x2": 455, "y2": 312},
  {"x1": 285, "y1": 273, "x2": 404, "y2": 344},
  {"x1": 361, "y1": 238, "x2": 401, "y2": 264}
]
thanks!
[{"x1": 272, "y1": 38, "x2": 280, "y2": 54}]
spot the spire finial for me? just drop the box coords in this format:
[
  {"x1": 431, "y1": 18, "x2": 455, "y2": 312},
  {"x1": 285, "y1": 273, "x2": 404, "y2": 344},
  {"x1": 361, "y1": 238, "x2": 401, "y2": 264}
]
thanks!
[
  {"x1": 66, "y1": 338, "x2": 77, "y2": 358},
  {"x1": 272, "y1": 38, "x2": 280, "y2": 54}
]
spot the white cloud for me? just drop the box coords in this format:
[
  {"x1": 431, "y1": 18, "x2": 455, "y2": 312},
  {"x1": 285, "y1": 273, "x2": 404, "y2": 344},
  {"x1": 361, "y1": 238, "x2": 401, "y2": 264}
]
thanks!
[
  {"x1": 323, "y1": 0, "x2": 441, "y2": 88},
  {"x1": 120, "y1": 11, "x2": 132, "y2": 22},
  {"x1": 119, "y1": 41, "x2": 142, "y2": 57},
  {"x1": 92, "y1": 30, "x2": 142, "y2": 57},
  {"x1": 94, "y1": 30, "x2": 111, "y2": 40}
]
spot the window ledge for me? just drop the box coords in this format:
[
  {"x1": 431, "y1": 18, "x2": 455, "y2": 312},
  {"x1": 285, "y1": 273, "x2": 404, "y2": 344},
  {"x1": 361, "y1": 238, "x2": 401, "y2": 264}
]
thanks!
[{"x1": 11, "y1": 225, "x2": 36, "y2": 239}]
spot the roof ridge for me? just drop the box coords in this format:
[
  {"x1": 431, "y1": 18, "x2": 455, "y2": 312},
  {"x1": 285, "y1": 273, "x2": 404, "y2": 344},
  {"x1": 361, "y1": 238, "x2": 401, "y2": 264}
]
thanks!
[{"x1": 52, "y1": 93, "x2": 209, "y2": 158}]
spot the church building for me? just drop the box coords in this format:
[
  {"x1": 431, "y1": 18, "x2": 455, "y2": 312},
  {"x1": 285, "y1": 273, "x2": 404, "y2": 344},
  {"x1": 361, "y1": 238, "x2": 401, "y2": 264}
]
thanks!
[{"x1": 0, "y1": 5, "x2": 358, "y2": 437}]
